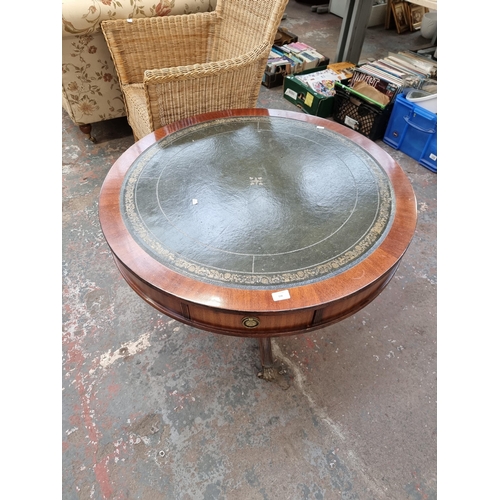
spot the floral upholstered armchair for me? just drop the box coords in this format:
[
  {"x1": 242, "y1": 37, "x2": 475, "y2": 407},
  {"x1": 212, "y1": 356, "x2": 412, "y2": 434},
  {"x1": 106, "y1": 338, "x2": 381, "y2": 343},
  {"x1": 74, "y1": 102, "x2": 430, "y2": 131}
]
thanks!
[{"x1": 62, "y1": 0, "x2": 217, "y2": 142}]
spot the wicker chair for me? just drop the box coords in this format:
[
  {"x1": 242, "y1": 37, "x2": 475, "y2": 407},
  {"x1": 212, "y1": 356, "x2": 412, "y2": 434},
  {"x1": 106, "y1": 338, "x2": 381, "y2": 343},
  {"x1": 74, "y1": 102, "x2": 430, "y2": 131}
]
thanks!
[{"x1": 101, "y1": 0, "x2": 289, "y2": 141}]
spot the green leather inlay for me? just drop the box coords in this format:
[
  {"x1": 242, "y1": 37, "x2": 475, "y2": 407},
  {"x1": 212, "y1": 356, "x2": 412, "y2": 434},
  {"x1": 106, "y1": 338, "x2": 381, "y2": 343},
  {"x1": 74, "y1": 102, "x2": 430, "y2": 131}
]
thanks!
[{"x1": 121, "y1": 116, "x2": 394, "y2": 289}]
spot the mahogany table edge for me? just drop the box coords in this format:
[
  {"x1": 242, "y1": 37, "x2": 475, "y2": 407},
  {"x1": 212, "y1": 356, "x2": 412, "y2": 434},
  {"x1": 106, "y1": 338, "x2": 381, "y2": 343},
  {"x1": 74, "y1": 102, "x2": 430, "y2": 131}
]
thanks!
[{"x1": 98, "y1": 108, "x2": 418, "y2": 380}]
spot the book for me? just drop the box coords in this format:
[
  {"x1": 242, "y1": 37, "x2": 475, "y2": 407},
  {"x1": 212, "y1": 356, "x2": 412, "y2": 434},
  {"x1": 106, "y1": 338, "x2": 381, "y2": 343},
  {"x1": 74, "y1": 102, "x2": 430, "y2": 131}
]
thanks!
[
  {"x1": 360, "y1": 64, "x2": 404, "y2": 84},
  {"x1": 266, "y1": 42, "x2": 328, "y2": 76},
  {"x1": 302, "y1": 47, "x2": 328, "y2": 65},
  {"x1": 297, "y1": 50, "x2": 321, "y2": 70},
  {"x1": 350, "y1": 66, "x2": 401, "y2": 102},
  {"x1": 275, "y1": 49, "x2": 304, "y2": 73},
  {"x1": 296, "y1": 68, "x2": 341, "y2": 96},
  {"x1": 334, "y1": 81, "x2": 387, "y2": 109},
  {"x1": 266, "y1": 47, "x2": 303, "y2": 75},
  {"x1": 380, "y1": 57, "x2": 428, "y2": 84},
  {"x1": 327, "y1": 61, "x2": 356, "y2": 80},
  {"x1": 266, "y1": 59, "x2": 291, "y2": 75},
  {"x1": 287, "y1": 41, "x2": 314, "y2": 52},
  {"x1": 368, "y1": 60, "x2": 411, "y2": 79},
  {"x1": 351, "y1": 81, "x2": 391, "y2": 106},
  {"x1": 397, "y1": 51, "x2": 437, "y2": 78},
  {"x1": 385, "y1": 54, "x2": 431, "y2": 79}
]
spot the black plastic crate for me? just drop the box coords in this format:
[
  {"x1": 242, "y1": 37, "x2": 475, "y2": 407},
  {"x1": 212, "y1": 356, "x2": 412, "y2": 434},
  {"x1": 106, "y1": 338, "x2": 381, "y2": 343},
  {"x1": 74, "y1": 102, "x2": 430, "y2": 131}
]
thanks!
[
  {"x1": 273, "y1": 26, "x2": 299, "y2": 46},
  {"x1": 332, "y1": 83, "x2": 393, "y2": 141},
  {"x1": 262, "y1": 68, "x2": 287, "y2": 89}
]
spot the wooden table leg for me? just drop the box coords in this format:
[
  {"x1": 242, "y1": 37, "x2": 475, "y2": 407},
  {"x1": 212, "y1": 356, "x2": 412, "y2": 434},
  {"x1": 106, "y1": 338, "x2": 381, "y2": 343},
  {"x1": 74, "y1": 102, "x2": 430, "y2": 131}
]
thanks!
[{"x1": 257, "y1": 337, "x2": 277, "y2": 381}]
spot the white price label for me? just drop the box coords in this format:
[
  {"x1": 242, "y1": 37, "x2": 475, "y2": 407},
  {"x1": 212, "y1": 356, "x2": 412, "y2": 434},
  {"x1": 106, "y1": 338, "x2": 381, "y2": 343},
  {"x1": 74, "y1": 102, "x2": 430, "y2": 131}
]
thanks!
[
  {"x1": 344, "y1": 116, "x2": 358, "y2": 130},
  {"x1": 272, "y1": 290, "x2": 291, "y2": 301}
]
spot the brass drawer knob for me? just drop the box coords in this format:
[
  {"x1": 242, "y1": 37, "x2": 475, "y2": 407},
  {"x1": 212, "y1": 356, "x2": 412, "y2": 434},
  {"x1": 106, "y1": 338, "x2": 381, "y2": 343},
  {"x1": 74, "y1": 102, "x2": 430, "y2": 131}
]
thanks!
[{"x1": 241, "y1": 317, "x2": 260, "y2": 328}]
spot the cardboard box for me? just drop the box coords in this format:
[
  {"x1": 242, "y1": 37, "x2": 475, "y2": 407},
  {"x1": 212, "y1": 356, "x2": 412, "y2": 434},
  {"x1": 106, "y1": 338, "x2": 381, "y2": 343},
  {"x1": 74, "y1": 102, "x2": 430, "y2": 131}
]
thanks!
[
  {"x1": 283, "y1": 66, "x2": 335, "y2": 118},
  {"x1": 263, "y1": 43, "x2": 330, "y2": 88}
]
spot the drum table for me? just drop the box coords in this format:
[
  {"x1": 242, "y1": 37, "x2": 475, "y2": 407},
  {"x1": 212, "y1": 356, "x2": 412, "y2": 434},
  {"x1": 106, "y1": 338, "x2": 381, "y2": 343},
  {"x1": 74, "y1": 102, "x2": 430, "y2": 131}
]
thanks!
[{"x1": 99, "y1": 109, "x2": 417, "y2": 379}]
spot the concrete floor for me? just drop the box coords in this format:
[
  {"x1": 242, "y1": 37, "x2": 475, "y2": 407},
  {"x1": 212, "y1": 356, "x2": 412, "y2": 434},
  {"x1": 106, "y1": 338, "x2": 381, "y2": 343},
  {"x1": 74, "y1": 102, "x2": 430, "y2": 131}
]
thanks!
[{"x1": 62, "y1": 3, "x2": 437, "y2": 499}]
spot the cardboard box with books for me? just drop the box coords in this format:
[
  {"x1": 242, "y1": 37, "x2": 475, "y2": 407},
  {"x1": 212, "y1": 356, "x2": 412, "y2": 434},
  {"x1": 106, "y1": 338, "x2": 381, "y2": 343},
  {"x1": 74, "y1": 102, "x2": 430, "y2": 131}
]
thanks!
[
  {"x1": 282, "y1": 64, "x2": 355, "y2": 118},
  {"x1": 262, "y1": 41, "x2": 330, "y2": 89}
]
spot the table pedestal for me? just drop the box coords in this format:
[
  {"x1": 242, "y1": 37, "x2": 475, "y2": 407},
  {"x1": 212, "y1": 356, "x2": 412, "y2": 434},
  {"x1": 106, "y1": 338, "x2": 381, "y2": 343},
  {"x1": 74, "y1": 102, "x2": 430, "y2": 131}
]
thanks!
[{"x1": 258, "y1": 338, "x2": 277, "y2": 380}]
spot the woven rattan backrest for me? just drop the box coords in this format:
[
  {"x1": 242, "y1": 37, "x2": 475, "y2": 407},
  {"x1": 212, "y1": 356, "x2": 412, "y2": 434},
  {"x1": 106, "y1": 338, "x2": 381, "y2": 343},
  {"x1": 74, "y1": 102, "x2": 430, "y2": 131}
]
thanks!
[
  {"x1": 211, "y1": 0, "x2": 289, "y2": 61},
  {"x1": 102, "y1": 13, "x2": 218, "y2": 85}
]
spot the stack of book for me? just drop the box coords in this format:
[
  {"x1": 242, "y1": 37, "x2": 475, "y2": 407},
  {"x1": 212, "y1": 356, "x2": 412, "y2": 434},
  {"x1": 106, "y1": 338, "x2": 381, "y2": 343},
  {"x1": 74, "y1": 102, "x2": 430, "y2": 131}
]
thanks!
[
  {"x1": 294, "y1": 63, "x2": 356, "y2": 97},
  {"x1": 265, "y1": 42, "x2": 329, "y2": 77},
  {"x1": 384, "y1": 51, "x2": 437, "y2": 80},
  {"x1": 349, "y1": 51, "x2": 437, "y2": 106},
  {"x1": 295, "y1": 69, "x2": 339, "y2": 97}
]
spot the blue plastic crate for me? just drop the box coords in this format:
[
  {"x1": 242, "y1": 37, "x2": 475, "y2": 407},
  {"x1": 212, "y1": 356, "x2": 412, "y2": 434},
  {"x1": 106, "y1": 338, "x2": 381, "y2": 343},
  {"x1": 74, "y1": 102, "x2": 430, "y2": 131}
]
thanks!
[{"x1": 383, "y1": 94, "x2": 437, "y2": 173}]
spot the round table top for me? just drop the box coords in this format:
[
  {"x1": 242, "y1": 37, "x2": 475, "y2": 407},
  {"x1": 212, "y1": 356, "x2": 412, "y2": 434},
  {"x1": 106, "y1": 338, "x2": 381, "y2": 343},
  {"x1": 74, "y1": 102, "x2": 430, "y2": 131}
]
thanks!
[{"x1": 99, "y1": 109, "x2": 417, "y2": 318}]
